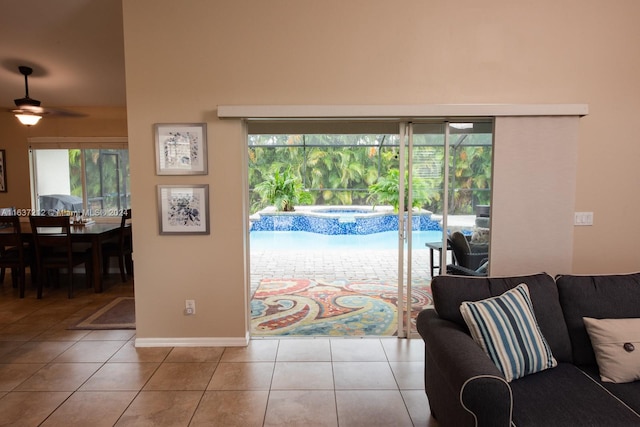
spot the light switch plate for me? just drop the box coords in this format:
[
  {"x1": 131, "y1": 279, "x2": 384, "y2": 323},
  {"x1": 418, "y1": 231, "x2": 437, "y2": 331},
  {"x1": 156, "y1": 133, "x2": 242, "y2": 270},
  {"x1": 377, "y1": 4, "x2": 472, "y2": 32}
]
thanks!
[{"x1": 574, "y1": 212, "x2": 594, "y2": 226}]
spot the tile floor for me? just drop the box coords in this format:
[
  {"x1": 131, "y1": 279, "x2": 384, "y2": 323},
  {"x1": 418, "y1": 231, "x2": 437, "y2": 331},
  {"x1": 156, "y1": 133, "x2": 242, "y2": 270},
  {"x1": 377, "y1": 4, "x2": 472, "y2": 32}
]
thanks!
[{"x1": 0, "y1": 274, "x2": 438, "y2": 426}]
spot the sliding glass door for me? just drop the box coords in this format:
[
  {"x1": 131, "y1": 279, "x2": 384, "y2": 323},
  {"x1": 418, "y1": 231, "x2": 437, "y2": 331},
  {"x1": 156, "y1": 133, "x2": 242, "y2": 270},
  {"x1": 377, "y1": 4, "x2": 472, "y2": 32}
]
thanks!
[
  {"x1": 246, "y1": 119, "x2": 492, "y2": 338},
  {"x1": 399, "y1": 121, "x2": 493, "y2": 337}
]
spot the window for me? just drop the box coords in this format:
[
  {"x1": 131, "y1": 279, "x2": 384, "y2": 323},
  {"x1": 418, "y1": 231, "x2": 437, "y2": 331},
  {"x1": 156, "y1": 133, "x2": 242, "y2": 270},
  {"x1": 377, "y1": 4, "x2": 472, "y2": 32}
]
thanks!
[
  {"x1": 29, "y1": 138, "x2": 130, "y2": 217},
  {"x1": 247, "y1": 121, "x2": 493, "y2": 216}
]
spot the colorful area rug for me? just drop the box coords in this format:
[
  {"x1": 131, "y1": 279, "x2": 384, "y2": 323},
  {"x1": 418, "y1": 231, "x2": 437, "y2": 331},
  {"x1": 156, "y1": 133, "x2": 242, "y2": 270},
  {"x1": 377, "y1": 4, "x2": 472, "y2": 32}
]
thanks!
[
  {"x1": 69, "y1": 297, "x2": 136, "y2": 330},
  {"x1": 251, "y1": 279, "x2": 432, "y2": 336}
]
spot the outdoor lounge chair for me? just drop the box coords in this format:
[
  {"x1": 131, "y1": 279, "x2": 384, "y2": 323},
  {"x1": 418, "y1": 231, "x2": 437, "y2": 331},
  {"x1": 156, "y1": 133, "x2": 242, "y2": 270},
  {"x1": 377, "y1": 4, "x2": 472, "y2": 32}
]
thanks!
[{"x1": 446, "y1": 231, "x2": 489, "y2": 276}]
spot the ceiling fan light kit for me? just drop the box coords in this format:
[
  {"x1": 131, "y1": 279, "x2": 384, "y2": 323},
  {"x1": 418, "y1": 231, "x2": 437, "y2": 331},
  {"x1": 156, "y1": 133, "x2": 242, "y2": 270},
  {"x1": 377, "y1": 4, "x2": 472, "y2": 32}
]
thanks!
[
  {"x1": 12, "y1": 66, "x2": 43, "y2": 126},
  {"x1": 8, "y1": 65, "x2": 86, "y2": 125},
  {"x1": 15, "y1": 113, "x2": 42, "y2": 126}
]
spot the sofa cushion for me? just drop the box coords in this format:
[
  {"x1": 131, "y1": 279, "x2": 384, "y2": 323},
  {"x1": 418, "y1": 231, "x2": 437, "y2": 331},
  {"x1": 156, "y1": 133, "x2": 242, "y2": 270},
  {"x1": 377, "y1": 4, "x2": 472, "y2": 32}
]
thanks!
[
  {"x1": 460, "y1": 284, "x2": 557, "y2": 381},
  {"x1": 556, "y1": 272, "x2": 640, "y2": 366},
  {"x1": 581, "y1": 365, "x2": 640, "y2": 416},
  {"x1": 432, "y1": 273, "x2": 573, "y2": 362},
  {"x1": 510, "y1": 363, "x2": 640, "y2": 426},
  {"x1": 583, "y1": 317, "x2": 640, "y2": 383}
]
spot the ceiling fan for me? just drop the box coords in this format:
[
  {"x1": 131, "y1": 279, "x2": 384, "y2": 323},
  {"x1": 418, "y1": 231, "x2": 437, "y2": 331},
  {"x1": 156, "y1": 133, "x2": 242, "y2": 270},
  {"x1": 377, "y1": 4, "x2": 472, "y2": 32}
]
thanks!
[{"x1": 11, "y1": 65, "x2": 84, "y2": 125}]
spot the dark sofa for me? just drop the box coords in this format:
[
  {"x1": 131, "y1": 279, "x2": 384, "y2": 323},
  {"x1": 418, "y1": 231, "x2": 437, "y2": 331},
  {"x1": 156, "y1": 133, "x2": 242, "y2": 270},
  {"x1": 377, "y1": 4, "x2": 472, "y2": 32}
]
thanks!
[{"x1": 416, "y1": 272, "x2": 640, "y2": 427}]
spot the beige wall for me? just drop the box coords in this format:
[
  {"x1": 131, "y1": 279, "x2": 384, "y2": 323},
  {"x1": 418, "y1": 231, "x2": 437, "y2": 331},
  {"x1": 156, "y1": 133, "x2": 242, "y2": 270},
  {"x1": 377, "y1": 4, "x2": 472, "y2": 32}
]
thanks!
[{"x1": 119, "y1": 0, "x2": 640, "y2": 342}]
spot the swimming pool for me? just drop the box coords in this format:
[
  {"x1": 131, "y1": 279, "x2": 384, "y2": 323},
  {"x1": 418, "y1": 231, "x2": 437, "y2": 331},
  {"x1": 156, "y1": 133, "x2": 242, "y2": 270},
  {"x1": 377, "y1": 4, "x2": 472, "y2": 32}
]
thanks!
[
  {"x1": 250, "y1": 205, "x2": 441, "y2": 235},
  {"x1": 250, "y1": 229, "x2": 444, "y2": 251}
]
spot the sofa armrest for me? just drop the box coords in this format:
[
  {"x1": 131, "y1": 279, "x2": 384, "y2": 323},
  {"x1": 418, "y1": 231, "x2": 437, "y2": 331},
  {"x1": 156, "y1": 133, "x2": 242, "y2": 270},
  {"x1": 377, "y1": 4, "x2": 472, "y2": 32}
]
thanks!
[{"x1": 417, "y1": 308, "x2": 513, "y2": 427}]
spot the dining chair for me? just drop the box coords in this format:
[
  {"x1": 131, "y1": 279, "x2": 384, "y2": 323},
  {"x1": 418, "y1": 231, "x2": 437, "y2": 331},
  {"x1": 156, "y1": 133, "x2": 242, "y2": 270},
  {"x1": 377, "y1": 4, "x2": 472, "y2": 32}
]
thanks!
[
  {"x1": 102, "y1": 209, "x2": 132, "y2": 282},
  {"x1": 0, "y1": 207, "x2": 17, "y2": 284},
  {"x1": 0, "y1": 216, "x2": 31, "y2": 298},
  {"x1": 29, "y1": 215, "x2": 93, "y2": 299}
]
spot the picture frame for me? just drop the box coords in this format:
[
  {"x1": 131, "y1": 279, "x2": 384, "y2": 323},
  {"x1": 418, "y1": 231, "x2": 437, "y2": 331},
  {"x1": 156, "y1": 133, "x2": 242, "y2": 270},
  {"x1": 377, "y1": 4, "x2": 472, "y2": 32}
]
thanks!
[
  {"x1": 0, "y1": 150, "x2": 6, "y2": 192},
  {"x1": 154, "y1": 123, "x2": 208, "y2": 175},
  {"x1": 157, "y1": 184, "x2": 210, "y2": 235}
]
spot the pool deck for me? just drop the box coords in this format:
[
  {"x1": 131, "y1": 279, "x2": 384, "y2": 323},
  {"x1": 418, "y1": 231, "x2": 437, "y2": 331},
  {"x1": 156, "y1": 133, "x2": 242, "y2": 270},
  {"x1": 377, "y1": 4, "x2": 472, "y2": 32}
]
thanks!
[
  {"x1": 249, "y1": 213, "x2": 476, "y2": 294},
  {"x1": 250, "y1": 245, "x2": 449, "y2": 297}
]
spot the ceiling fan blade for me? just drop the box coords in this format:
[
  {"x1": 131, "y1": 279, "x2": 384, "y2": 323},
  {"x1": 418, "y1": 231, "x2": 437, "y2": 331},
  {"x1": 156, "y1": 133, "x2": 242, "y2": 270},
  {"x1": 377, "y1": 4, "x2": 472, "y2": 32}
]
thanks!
[
  {"x1": 42, "y1": 107, "x2": 87, "y2": 118},
  {"x1": 12, "y1": 104, "x2": 46, "y2": 115},
  {"x1": 9, "y1": 66, "x2": 87, "y2": 120},
  {"x1": 10, "y1": 106, "x2": 87, "y2": 118}
]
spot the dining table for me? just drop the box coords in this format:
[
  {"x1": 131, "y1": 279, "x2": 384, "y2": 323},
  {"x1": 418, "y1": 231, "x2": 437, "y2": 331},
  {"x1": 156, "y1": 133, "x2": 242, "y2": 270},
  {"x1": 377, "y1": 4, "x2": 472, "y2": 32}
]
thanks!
[{"x1": 20, "y1": 221, "x2": 126, "y2": 293}]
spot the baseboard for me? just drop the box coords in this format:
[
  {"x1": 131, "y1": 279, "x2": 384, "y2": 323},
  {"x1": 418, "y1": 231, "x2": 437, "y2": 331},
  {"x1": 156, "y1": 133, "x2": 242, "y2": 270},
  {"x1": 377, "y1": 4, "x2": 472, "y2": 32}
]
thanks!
[{"x1": 134, "y1": 334, "x2": 250, "y2": 348}]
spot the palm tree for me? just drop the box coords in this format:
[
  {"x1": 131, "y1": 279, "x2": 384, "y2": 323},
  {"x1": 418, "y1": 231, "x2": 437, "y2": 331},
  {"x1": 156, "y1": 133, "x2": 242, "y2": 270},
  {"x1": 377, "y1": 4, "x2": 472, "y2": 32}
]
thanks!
[{"x1": 253, "y1": 167, "x2": 313, "y2": 212}]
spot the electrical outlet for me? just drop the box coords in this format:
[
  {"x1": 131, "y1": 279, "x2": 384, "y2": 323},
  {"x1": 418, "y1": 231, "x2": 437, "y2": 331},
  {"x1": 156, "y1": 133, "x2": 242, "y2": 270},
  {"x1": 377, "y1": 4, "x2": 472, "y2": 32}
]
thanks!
[{"x1": 184, "y1": 299, "x2": 196, "y2": 315}]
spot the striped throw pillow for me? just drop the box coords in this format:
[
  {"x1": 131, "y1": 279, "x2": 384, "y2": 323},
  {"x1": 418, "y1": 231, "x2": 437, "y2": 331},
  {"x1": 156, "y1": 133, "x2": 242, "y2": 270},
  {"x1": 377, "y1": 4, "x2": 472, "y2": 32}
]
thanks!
[{"x1": 460, "y1": 283, "x2": 557, "y2": 382}]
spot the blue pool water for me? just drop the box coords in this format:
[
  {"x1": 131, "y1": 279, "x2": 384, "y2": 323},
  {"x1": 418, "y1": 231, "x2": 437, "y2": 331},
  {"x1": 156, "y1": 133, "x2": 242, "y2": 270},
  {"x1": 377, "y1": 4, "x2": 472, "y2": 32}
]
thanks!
[{"x1": 250, "y1": 230, "x2": 444, "y2": 251}]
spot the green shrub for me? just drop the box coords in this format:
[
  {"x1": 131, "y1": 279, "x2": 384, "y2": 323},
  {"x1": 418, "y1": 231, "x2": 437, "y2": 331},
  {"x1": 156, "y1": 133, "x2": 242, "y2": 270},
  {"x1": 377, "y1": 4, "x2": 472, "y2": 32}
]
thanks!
[
  {"x1": 367, "y1": 169, "x2": 432, "y2": 212},
  {"x1": 253, "y1": 167, "x2": 313, "y2": 212}
]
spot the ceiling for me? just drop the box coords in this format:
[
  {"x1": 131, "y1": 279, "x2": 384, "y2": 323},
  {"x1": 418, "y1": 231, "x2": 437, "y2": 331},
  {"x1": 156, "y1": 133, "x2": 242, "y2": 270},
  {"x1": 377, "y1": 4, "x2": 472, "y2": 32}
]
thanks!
[{"x1": 0, "y1": 0, "x2": 126, "y2": 112}]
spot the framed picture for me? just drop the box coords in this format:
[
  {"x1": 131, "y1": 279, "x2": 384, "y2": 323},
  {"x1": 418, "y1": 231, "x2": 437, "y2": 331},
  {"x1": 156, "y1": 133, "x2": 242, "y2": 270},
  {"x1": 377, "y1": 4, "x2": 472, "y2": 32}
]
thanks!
[
  {"x1": 0, "y1": 150, "x2": 6, "y2": 192},
  {"x1": 154, "y1": 123, "x2": 208, "y2": 175},
  {"x1": 157, "y1": 184, "x2": 210, "y2": 235}
]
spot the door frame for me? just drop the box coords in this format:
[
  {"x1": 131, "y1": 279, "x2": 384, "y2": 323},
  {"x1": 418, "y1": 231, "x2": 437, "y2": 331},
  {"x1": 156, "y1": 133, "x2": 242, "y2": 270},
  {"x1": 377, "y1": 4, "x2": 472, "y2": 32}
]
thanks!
[{"x1": 231, "y1": 104, "x2": 587, "y2": 339}]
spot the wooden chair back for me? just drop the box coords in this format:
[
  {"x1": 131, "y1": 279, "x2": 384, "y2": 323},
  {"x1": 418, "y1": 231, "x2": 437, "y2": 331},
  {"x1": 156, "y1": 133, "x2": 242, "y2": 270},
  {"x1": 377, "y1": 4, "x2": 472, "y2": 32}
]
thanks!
[
  {"x1": 102, "y1": 209, "x2": 133, "y2": 282},
  {"x1": 29, "y1": 216, "x2": 73, "y2": 260},
  {"x1": 0, "y1": 216, "x2": 24, "y2": 254},
  {"x1": 0, "y1": 216, "x2": 28, "y2": 297},
  {"x1": 29, "y1": 215, "x2": 91, "y2": 298}
]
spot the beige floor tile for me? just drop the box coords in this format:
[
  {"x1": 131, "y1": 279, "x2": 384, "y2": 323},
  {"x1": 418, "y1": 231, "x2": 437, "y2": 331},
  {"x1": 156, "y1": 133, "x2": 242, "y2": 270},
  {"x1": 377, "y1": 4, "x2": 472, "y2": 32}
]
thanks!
[
  {"x1": 14, "y1": 312, "x2": 72, "y2": 328},
  {"x1": 143, "y1": 362, "x2": 216, "y2": 391},
  {"x1": 389, "y1": 361, "x2": 426, "y2": 389},
  {"x1": 0, "y1": 278, "x2": 444, "y2": 426},
  {"x1": 115, "y1": 390, "x2": 203, "y2": 426},
  {"x1": 333, "y1": 362, "x2": 398, "y2": 389},
  {"x1": 165, "y1": 346, "x2": 225, "y2": 362},
  {"x1": 271, "y1": 362, "x2": 334, "y2": 390},
  {"x1": 53, "y1": 340, "x2": 127, "y2": 363},
  {"x1": 276, "y1": 338, "x2": 331, "y2": 361},
  {"x1": 264, "y1": 390, "x2": 338, "y2": 427},
  {"x1": 208, "y1": 362, "x2": 274, "y2": 390},
  {"x1": 0, "y1": 341, "x2": 75, "y2": 364},
  {"x1": 381, "y1": 337, "x2": 425, "y2": 361},
  {"x1": 40, "y1": 391, "x2": 137, "y2": 427},
  {"x1": 14, "y1": 363, "x2": 101, "y2": 391},
  {"x1": 191, "y1": 390, "x2": 269, "y2": 427},
  {"x1": 221, "y1": 339, "x2": 279, "y2": 362},
  {"x1": 80, "y1": 362, "x2": 159, "y2": 391},
  {"x1": 108, "y1": 340, "x2": 172, "y2": 362},
  {"x1": 0, "y1": 341, "x2": 23, "y2": 358},
  {"x1": 34, "y1": 328, "x2": 91, "y2": 341},
  {"x1": 81, "y1": 329, "x2": 136, "y2": 341},
  {"x1": 0, "y1": 322, "x2": 48, "y2": 341},
  {"x1": 336, "y1": 390, "x2": 413, "y2": 427},
  {"x1": 0, "y1": 363, "x2": 45, "y2": 391},
  {"x1": 0, "y1": 310, "x2": 30, "y2": 325},
  {"x1": 329, "y1": 338, "x2": 387, "y2": 361},
  {"x1": 22, "y1": 304, "x2": 80, "y2": 317},
  {"x1": 0, "y1": 391, "x2": 72, "y2": 426},
  {"x1": 401, "y1": 389, "x2": 438, "y2": 426}
]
